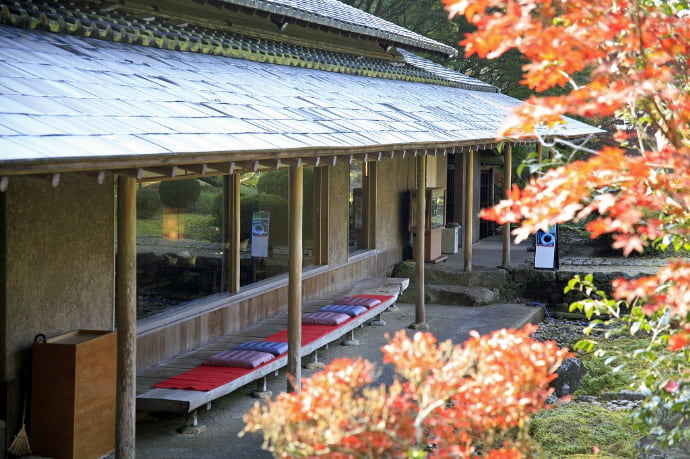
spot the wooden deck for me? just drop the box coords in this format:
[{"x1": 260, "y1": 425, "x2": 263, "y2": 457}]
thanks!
[{"x1": 136, "y1": 277, "x2": 409, "y2": 414}]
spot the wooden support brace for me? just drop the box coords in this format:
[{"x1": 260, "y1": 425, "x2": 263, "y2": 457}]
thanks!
[
  {"x1": 251, "y1": 376, "x2": 272, "y2": 399},
  {"x1": 176, "y1": 410, "x2": 206, "y2": 435},
  {"x1": 304, "y1": 349, "x2": 325, "y2": 370},
  {"x1": 369, "y1": 313, "x2": 386, "y2": 327},
  {"x1": 341, "y1": 329, "x2": 359, "y2": 346}
]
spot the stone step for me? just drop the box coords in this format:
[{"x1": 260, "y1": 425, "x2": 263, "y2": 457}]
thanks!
[
  {"x1": 400, "y1": 284, "x2": 495, "y2": 306},
  {"x1": 391, "y1": 260, "x2": 508, "y2": 289}
]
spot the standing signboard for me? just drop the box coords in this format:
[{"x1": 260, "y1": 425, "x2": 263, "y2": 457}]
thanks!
[
  {"x1": 251, "y1": 208, "x2": 270, "y2": 258},
  {"x1": 534, "y1": 224, "x2": 559, "y2": 269}
]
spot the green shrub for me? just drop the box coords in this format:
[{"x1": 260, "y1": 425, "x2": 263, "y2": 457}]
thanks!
[
  {"x1": 159, "y1": 179, "x2": 201, "y2": 210},
  {"x1": 193, "y1": 184, "x2": 222, "y2": 215},
  {"x1": 137, "y1": 185, "x2": 162, "y2": 219}
]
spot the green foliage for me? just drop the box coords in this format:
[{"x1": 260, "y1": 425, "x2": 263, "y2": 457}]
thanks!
[
  {"x1": 136, "y1": 185, "x2": 162, "y2": 219},
  {"x1": 567, "y1": 275, "x2": 690, "y2": 454},
  {"x1": 183, "y1": 213, "x2": 222, "y2": 243},
  {"x1": 257, "y1": 170, "x2": 288, "y2": 197},
  {"x1": 257, "y1": 168, "x2": 314, "y2": 200},
  {"x1": 192, "y1": 184, "x2": 222, "y2": 215},
  {"x1": 531, "y1": 403, "x2": 639, "y2": 458},
  {"x1": 575, "y1": 337, "x2": 672, "y2": 396},
  {"x1": 158, "y1": 179, "x2": 201, "y2": 210}
]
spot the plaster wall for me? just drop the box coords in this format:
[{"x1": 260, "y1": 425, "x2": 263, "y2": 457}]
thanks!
[
  {"x1": 375, "y1": 155, "x2": 417, "y2": 253},
  {"x1": 2, "y1": 176, "x2": 115, "y2": 381}
]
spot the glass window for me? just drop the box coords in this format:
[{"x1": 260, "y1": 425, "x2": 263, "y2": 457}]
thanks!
[
  {"x1": 349, "y1": 161, "x2": 367, "y2": 253},
  {"x1": 136, "y1": 178, "x2": 224, "y2": 319},
  {"x1": 238, "y1": 168, "x2": 314, "y2": 286},
  {"x1": 135, "y1": 167, "x2": 317, "y2": 319}
]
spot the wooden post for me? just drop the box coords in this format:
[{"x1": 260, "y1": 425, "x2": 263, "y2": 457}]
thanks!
[
  {"x1": 536, "y1": 142, "x2": 543, "y2": 167},
  {"x1": 464, "y1": 149, "x2": 474, "y2": 272},
  {"x1": 116, "y1": 176, "x2": 136, "y2": 459},
  {"x1": 287, "y1": 164, "x2": 303, "y2": 392},
  {"x1": 502, "y1": 144, "x2": 513, "y2": 267},
  {"x1": 223, "y1": 175, "x2": 241, "y2": 293},
  {"x1": 415, "y1": 155, "x2": 426, "y2": 326}
]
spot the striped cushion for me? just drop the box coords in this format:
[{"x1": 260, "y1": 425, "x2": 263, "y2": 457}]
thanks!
[
  {"x1": 302, "y1": 311, "x2": 350, "y2": 325},
  {"x1": 233, "y1": 340, "x2": 288, "y2": 356},
  {"x1": 319, "y1": 304, "x2": 368, "y2": 317},
  {"x1": 331, "y1": 296, "x2": 382, "y2": 308},
  {"x1": 203, "y1": 349, "x2": 274, "y2": 368}
]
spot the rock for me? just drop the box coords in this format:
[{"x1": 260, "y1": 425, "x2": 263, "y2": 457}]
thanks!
[
  {"x1": 551, "y1": 357, "x2": 586, "y2": 397},
  {"x1": 424, "y1": 284, "x2": 494, "y2": 306}
]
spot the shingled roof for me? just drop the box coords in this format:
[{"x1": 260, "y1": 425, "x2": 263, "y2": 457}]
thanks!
[
  {"x1": 0, "y1": 0, "x2": 602, "y2": 182},
  {"x1": 222, "y1": 0, "x2": 459, "y2": 57}
]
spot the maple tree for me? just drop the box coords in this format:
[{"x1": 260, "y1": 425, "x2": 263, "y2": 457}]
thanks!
[
  {"x1": 241, "y1": 326, "x2": 570, "y2": 457},
  {"x1": 442, "y1": 0, "x2": 690, "y2": 452}
]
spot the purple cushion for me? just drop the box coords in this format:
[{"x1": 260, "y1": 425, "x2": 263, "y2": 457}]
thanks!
[
  {"x1": 233, "y1": 340, "x2": 288, "y2": 356},
  {"x1": 302, "y1": 311, "x2": 350, "y2": 325},
  {"x1": 332, "y1": 296, "x2": 382, "y2": 308},
  {"x1": 203, "y1": 349, "x2": 275, "y2": 368},
  {"x1": 319, "y1": 304, "x2": 368, "y2": 317}
]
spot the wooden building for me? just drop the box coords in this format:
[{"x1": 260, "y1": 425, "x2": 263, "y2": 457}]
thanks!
[{"x1": 0, "y1": 0, "x2": 601, "y2": 456}]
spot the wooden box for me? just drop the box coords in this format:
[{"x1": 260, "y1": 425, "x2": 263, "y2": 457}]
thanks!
[{"x1": 31, "y1": 330, "x2": 116, "y2": 459}]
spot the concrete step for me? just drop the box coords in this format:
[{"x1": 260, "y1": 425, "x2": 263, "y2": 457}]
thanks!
[
  {"x1": 400, "y1": 284, "x2": 496, "y2": 306},
  {"x1": 392, "y1": 260, "x2": 508, "y2": 289}
]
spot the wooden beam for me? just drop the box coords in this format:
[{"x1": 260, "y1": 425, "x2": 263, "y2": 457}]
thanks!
[
  {"x1": 116, "y1": 176, "x2": 137, "y2": 459},
  {"x1": 181, "y1": 164, "x2": 208, "y2": 176},
  {"x1": 0, "y1": 176, "x2": 8, "y2": 192},
  {"x1": 502, "y1": 144, "x2": 513, "y2": 268},
  {"x1": 464, "y1": 149, "x2": 474, "y2": 272},
  {"x1": 287, "y1": 164, "x2": 303, "y2": 392},
  {"x1": 415, "y1": 155, "x2": 426, "y2": 326},
  {"x1": 144, "y1": 166, "x2": 177, "y2": 178},
  {"x1": 118, "y1": 168, "x2": 144, "y2": 181}
]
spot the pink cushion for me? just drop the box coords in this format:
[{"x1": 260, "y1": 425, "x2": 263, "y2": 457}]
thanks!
[
  {"x1": 332, "y1": 296, "x2": 382, "y2": 308},
  {"x1": 203, "y1": 349, "x2": 275, "y2": 368},
  {"x1": 302, "y1": 311, "x2": 350, "y2": 325}
]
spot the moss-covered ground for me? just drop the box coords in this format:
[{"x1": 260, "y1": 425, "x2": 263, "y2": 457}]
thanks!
[{"x1": 531, "y1": 335, "x2": 672, "y2": 458}]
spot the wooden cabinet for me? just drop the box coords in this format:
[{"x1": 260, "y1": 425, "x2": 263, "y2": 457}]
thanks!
[
  {"x1": 31, "y1": 330, "x2": 116, "y2": 459},
  {"x1": 409, "y1": 187, "x2": 446, "y2": 262}
]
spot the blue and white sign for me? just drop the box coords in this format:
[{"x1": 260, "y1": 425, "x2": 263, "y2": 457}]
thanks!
[
  {"x1": 534, "y1": 224, "x2": 558, "y2": 269},
  {"x1": 251, "y1": 208, "x2": 270, "y2": 258}
]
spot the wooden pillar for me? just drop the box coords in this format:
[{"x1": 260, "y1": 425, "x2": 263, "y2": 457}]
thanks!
[
  {"x1": 223, "y1": 175, "x2": 241, "y2": 293},
  {"x1": 464, "y1": 149, "x2": 474, "y2": 272},
  {"x1": 415, "y1": 154, "x2": 426, "y2": 326},
  {"x1": 536, "y1": 142, "x2": 543, "y2": 166},
  {"x1": 502, "y1": 144, "x2": 513, "y2": 267},
  {"x1": 116, "y1": 176, "x2": 136, "y2": 459},
  {"x1": 287, "y1": 164, "x2": 303, "y2": 392}
]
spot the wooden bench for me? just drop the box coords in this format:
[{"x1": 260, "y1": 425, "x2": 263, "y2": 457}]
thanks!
[{"x1": 136, "y1": 277, "x2": 409, "y2": 415}]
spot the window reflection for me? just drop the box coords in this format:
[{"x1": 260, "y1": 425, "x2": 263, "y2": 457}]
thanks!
[
  {"x1": 349, "y1": 162, "x2": 366, "y2": 253},
  {"x1": 239, "y1": 168, "x2": 314, "y2": 286},
  {"x1": 136, "y1": 178, "x2": 224, "y2": 319},
  {"x1": 135, "y1": 168, "x2": 316, "y2": 319}
]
